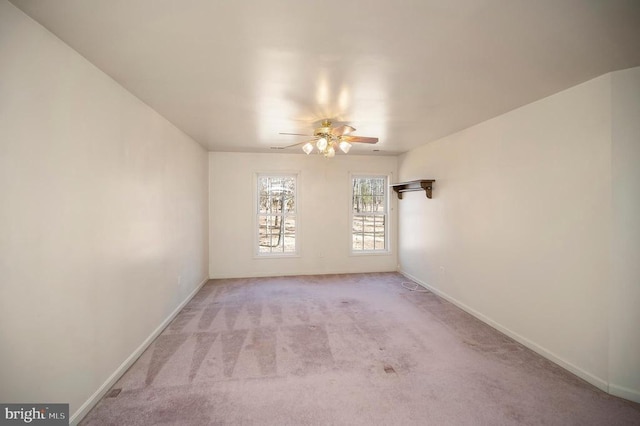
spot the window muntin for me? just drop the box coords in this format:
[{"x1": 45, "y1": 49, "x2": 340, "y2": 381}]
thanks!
[
  {"x1": 351, "y1": 176, "x2": 387, "y2": 252},
  {"x1": 257, "y1": 175, "x2": 297, "y2": 255}
]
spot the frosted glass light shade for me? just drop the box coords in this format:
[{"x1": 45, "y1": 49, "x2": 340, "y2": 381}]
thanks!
[
  {"x1": 302, "y1": 142, "x2": 313, "y2": 155},
  {"x1": 317, "y1": 137, "x2": 328, "y2": 151},
  {"x1": 327, "y1": 146, "x2": 336, "y2": 158},
  {"x1": 339, "y1": 141, "x2": 352, "y2": 154}
]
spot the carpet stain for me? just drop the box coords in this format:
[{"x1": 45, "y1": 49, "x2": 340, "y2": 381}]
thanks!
[{"x1": 383, "y1": 364, "x2": 396, "y2": 374}]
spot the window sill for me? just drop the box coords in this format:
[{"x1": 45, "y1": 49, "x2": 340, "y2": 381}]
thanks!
[
  {"x1": 349, "y1": 250, "x2": 392, "y2": 257},
  {"x1": 254, "y1": 253, "x2": 301, "y2": 260}
]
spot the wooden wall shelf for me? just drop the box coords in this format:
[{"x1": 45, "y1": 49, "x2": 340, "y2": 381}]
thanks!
[{"x1": 391, "y1": 180, "x2": 435, "y2": 199}]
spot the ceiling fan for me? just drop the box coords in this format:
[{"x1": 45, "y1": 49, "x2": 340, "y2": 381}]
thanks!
[{"x1": 275, "y1": 119, "x2": 378, "y2": 157}]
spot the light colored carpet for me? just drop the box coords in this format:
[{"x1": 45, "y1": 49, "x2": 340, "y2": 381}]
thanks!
[{"x1": 81, "y1": 272, "x2": 640, "y2": 425}]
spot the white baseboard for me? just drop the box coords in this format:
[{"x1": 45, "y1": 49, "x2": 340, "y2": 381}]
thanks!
[
  {"x1": 70, "y1": 277, "x2": 209, "y2": 425},
  {"x1": 209, "y1": 268, "x2": 397, "y2": 280},
  {"x1": 398, "y1": 270, "x2": 609, "y2": 393},
  {"x1": 609, "y1": 384, "x2": 640, "y2": 404}
]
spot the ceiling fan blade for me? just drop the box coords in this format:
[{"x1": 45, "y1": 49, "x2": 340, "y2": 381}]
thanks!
[
  {"x1": 342, "y1": 135, "x2": 378, "y2": 144},
  {"x1": 331, "y1": 125, "x2": 356, "y2": 137},
  {"x1": 271, "y1": 140, "x2": 317, "y2": 149},
  {"x1": 279, "y1": 132, "x2": 314, "y2": 137}
]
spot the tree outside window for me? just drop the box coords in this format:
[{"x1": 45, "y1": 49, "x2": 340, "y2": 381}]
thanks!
[
  {"x1": 352, "y1": 176, "x2": 387, "y2": 252},
  {"x1": 257, "y1": 175, "x2": 297, "y2": 255}
]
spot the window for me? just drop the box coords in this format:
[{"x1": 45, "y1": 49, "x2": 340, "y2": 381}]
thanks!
[
  {"x1": 351, "y1": 175, "x2": 387, "y2": 252},
  {"x1": 257, "y1": 174, "x2": 297, "y2": 255}
]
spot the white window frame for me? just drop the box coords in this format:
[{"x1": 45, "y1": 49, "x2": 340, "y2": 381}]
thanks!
[
  {"x1": 255, "y1": 172, "x2": 299, "y2": 257},
  {"x1": 350, "y1": 174, "x2": 390, "y2": 255}
]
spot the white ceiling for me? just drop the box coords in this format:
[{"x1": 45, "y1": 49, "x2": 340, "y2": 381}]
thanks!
[{"x1": 10, "y1": 0, "x2": 640, "y2": 155}]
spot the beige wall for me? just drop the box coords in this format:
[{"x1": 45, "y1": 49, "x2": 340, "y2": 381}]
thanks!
[
  {"x1": 397, "y1": 73, "x2": 612, "y2": 388},
  {"x1": 209, "y1": 152, "x2": 398, "y2": 278},
  {"x1": 609, "y1": 66, "x2": 640, "y2": 402},
  {"x1": 397, "y1": 68, "x2": 640, "y2": 402},
  {"x1": 0, "y1": 1, "x2": 209, "y2": 422}
]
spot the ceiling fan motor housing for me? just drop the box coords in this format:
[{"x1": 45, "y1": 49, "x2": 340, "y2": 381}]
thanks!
[{"x1": 314, "y1": 123, "x2": 332, "y2": 137}]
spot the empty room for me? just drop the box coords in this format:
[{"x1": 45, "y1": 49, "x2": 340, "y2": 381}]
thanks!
[{"x1": 1, "y1": 0, "x2": 640, "y2": 424}]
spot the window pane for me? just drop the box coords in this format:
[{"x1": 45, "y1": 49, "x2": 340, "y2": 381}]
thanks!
[
  {"x1": 258, "y1": 177, "x2": 270, "y2": 214},
  {"x1": 257, "y1": 174, "x2": 297, "y2": 256},
  {"x1": 258, "y1": 244, "x2": 271, "y2": 254},
  {"x1": 352, "y1": 177, "x2": 385, "y2": 214},
  {"x1": 258, "y1": 176, "x2": 296, "y2": 214},
  {"x1": 352, "y1": 216, "x2": 365, "y2": 251},
  {"x1": 351, "y1": 175, "x2": 386, "y2": 252},
  {"x1": 283, "y1": 217, "x2": 296, "y2": 252},
  {"x1": 258, "y1": 215, "x2": 296, "y2": 254},
  {"x1": 258, "y1": 215, "x2": 280, "y2": 252},
  {"x1": 373, "y1": 195, "x2": 384, "y2": 212},
  {"x1": 363, "y1": 234, "x2": 375, "y2": 250},
  {"x1": 363, "y1": 215, "x2": 375, "y2": 250},
  {"x1": 352, "y1": 232, "x2": 363, "y2": 250},
  {"x1": 374, "y1": 216, "x2": 385, "y2": 250},
  {"x1": 352, "y1": 195, "x2": 360, "y2": 213},
  {"x1": 283, "y1": 177, "x2": 296, "y2": 213}
]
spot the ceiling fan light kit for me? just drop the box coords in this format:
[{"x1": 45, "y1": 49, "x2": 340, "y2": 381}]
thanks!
[
  {"x1": 279, "y1": 119, "x2": 378, "y2": 158},
  {"x1": 339, "y1": 141, "x2": 352, "y2": 154},
  {"x1": 317, "y1": 137, "x2": 328, "y2": 151},
  {"x1": 302, "y1": 142, "x2": 314, "y2": 155}
]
